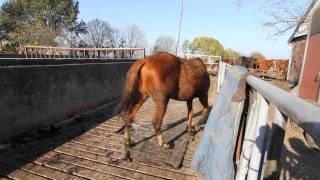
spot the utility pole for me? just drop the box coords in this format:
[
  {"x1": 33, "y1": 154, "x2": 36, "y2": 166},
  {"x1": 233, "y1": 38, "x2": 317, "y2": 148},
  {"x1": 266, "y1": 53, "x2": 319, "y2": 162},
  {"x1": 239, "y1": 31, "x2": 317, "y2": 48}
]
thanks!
[{"x1": 176, "y1": 0, "x2": 184, "y2": 55}]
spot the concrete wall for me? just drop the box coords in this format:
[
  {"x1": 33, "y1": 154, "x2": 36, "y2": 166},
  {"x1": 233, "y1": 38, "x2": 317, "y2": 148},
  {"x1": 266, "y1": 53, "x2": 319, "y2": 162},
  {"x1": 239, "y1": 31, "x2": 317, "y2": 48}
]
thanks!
[{"x1": 0, "y1": 60, "x2": 133, "y2": 142}]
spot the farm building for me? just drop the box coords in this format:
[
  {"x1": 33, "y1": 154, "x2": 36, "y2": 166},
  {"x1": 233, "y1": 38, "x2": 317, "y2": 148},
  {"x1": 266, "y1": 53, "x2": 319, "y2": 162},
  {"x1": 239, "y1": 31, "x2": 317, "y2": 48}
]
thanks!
[{"x1": 287, "y1": 0, "x2": 320, "y2": 82}]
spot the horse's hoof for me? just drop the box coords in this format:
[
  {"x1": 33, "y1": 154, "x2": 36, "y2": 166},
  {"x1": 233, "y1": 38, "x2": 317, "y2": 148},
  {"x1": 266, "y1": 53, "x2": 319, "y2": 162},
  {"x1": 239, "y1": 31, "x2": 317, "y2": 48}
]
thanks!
[
  {"x1": 194, "y1": 124, "x2": 202, "y2": 132},
  {"x1": 115, "y1": 125, "x2": 125, "y2": 134},
  {"x1": 124, "y1": 140, "x2": 134, "y2": 148},
  {"x1": 163, "y1": 143, "x2": 172, "y2": 149},
  {"x1": 121, "y1": 151, "x2": 132, "y2": 162},
  {"x1": 187, "y1": 126, "x2": 195, "y2": 135}
]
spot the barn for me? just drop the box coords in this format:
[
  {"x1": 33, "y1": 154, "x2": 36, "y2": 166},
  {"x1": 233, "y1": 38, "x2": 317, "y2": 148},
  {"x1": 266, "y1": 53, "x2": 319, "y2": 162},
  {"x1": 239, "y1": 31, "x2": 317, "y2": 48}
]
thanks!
[{"x1": 287, "y1": 0, "x2": 320, "y2": 82}]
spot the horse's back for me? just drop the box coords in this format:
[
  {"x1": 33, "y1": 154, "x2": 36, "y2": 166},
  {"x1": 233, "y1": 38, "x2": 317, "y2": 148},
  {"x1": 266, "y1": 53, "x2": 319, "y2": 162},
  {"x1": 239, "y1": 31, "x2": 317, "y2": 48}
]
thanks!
[
  {"x1": 179, "y1": 58, "x2": 210, "y2": 99},
  {"x1": 139, "y1": 52, "x2": 209, "y2": 100}
]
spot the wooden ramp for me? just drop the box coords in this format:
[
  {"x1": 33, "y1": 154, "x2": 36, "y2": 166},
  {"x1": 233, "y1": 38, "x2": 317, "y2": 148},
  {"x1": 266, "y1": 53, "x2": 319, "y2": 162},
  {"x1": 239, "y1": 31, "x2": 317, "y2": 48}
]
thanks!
[{"x1": 0, "y1": 78, "x2": 216, "y2": 180}]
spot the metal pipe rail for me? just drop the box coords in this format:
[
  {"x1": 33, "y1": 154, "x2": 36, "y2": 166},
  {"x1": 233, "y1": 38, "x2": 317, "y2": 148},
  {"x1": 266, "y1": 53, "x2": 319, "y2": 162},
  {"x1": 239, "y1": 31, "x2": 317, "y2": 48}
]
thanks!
[
  {"x1": 246, "y1": 75, "x2": 320, "y2": 145},
  {"x1": 238, "y1": 74, "x2": 320, "y2": 179},
  {"x1": 214, "y1": 63, "x2": 320, "y2": 179},
  {"x1": 24, "y1": 46, "x2": 145, "y2": 59}
]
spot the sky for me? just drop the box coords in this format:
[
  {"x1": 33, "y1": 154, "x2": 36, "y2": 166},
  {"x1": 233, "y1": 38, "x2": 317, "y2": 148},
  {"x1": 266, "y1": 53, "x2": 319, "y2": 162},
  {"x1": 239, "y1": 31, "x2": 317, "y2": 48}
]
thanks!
[
  {"x1": 0, "y1": 0, "x2": 303, "y2": 58},
  {"x1": 77, "y1": 0, "x2": 294, "y2": 59}
]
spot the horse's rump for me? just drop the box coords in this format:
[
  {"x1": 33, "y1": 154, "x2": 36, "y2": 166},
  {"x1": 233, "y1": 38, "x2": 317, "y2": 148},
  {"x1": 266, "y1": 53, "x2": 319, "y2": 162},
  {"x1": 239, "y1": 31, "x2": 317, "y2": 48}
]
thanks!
[{"x1": 118, "y1": 59, "x2": 146, "y2": 114}]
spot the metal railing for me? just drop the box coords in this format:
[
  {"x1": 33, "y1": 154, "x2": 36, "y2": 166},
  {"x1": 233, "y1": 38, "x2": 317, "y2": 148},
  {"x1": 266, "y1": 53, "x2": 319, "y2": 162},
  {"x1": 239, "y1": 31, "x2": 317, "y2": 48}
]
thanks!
[
  {"x1": 179, "y1": 53, "x2": 221, "y2": 64},
  {"x1": 217, "y1": 62, "x2": 320, "y2": 179},
  {"x1": 179, "y1": 54, "x2": 221, "y2": 75},
  {"x1": 24, "y1": 46, "x2": 145, "y2": 60}
]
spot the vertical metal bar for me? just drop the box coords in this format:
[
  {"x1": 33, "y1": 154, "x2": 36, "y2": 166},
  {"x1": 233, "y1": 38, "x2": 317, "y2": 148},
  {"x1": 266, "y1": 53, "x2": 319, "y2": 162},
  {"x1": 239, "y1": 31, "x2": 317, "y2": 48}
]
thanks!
[
  {"x1": 217, "y1": 62, "x2": 226, "y2": 93},
  {"x1": 263, "y1": 108, "x2": 287, "y2": 180},
  {"x1": 236, "y1": 92, "x2": 259, "y2": 180},
  {"x1": 25, "y1": 47, "x2": 27, "y2": 59}
]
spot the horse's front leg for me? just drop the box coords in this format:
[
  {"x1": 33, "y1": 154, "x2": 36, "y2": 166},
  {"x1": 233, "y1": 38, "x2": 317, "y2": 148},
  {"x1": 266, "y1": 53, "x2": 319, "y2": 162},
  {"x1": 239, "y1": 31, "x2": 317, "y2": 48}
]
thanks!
[
  {"x1": 194, "y1": 95, "x2": 209, "y2": 132},
  {"x1": 186, "y1": 99, "x2": 194, "y2": 135},
  {"x1": 152, "y1": 98, "x2": 170, "y2": 149}
]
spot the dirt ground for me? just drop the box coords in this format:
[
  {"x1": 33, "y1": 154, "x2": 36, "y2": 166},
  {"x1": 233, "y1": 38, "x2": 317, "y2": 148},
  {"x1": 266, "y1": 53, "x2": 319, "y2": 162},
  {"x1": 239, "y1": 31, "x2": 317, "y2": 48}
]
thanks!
[{"x1": 269, "y1": 79, "x2": 320, "y2": 180}]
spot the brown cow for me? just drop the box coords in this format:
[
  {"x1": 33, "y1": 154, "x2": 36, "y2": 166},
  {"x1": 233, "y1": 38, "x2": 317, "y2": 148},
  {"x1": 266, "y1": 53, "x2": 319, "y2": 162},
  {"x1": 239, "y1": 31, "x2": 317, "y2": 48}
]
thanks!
[
  {"x1": 233, "y1": 56, "x2": 257, "y2": 68},
  {"x1": 270, "y1": 59, "x2": 289, "y2": 79},
  {"x1": 273, "y1": 60, "x2": 289, "y2": 75},
  {"x1": 256, "y1": 59, "x2": 273, "y2": 70}
]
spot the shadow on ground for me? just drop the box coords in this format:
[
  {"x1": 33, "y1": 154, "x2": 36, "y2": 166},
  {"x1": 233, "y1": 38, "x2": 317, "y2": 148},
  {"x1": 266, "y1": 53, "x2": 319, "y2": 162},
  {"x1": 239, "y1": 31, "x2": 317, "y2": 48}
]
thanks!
[
  {"x1": 280, "y1": 136, "x2": 320, "y2": 180},
  {"x1": 0, "y1": 101, "x2": 120, "y2": 175}
]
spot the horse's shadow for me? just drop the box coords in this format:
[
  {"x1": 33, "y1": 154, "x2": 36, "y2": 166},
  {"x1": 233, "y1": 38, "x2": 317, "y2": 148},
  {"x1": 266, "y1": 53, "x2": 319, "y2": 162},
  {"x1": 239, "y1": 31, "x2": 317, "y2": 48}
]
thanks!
[{"x1": 129, "y1": 106, "x2": 212, "y2": 148}]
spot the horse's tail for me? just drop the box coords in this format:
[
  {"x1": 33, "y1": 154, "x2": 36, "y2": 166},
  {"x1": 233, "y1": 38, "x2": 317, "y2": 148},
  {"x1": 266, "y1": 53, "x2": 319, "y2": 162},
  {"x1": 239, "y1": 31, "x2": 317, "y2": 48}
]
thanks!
[{"x1": 117, "y1": 59, "x2": 146, "y2": 116}]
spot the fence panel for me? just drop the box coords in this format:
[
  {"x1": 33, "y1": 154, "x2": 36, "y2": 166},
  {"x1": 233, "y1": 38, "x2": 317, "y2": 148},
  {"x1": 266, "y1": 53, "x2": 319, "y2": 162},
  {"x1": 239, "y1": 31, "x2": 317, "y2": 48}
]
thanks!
[
  {"x1": 193, "y1": 62, "x2": 320, "y2": 179},
  {"x1": 25, "y1": 46, "x2": 145, "y2": 60}
]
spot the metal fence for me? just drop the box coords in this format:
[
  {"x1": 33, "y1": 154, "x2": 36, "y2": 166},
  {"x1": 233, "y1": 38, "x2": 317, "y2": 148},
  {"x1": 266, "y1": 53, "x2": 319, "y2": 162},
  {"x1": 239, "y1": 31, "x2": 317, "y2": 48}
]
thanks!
[
  {"x1": 179, "y1": 54, "x2": 221, "y2": 75},
  {"x1": 215, "y1": 62, "x2": 320, "y2": 179},
  {"x1": 24, "y1": 46, "x2": 145, "y2": 60}
]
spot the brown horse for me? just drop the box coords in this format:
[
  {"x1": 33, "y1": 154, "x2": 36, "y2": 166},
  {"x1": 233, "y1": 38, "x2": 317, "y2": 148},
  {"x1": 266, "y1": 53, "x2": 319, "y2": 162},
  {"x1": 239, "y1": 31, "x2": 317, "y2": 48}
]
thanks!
[{"x1": 118, "y1": 52, "x2": 210, "y2": 158}]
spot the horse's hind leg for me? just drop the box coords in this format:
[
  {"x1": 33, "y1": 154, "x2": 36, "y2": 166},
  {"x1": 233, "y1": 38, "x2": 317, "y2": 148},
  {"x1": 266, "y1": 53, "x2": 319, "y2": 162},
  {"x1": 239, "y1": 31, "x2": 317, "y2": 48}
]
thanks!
[
  {"x1": 124, "y1": 94, "x2": 148, "y2": 147},
  {"x1": 152, "y1": 97, "x2": 170, "y2": 148},
  {"x1": 186, "y1": 99, "x2": 194, "y2": 135},
  {"x1": 194, "y1": 95, "x2": 209, "y2": 132},
  {"x1": 122, "y1": 95, "x2": 148, "y2": 160}
]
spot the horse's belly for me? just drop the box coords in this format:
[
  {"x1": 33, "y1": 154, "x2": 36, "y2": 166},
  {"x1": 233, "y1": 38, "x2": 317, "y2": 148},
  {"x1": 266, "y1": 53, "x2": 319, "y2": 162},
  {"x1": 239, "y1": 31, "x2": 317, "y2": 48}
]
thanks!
[{"x1": 171, "y1": 90, "x2": 197, "y2": 101}]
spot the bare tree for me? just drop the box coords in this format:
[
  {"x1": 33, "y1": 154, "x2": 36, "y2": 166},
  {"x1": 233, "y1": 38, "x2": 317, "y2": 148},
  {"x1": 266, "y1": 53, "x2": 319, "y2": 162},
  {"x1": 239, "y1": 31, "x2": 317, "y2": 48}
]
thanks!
[
  {"x1": 182, "y1": 39, "x2": 190, "y2": 54},
  {"x1": 261, "y1": 0, "x2": 310, "y2": 37},
  {"x1": 153, "y1": 35, "x2": 176, "y2": 54},
  {"x1": 56, "y1": 29, "x2": 81, "y2": 48},
  {"x1": 250, "y1": 51, "x2": 266, "y2": 60},
  {"x1": 123, "y1": 24, "x2": 147, "y2": 48},
  {"x1": 235, "y1": 0, "x2": 310, "y2": 37},
  {"x1": 122, "y1": 24, "x2": 147, "y2": 57},
  {"x1": 109, "y1": 28, "x2": 126, "y2": 57},
  {"x1": 85, "y1": 19, "x2": 113, "y2": 48}
]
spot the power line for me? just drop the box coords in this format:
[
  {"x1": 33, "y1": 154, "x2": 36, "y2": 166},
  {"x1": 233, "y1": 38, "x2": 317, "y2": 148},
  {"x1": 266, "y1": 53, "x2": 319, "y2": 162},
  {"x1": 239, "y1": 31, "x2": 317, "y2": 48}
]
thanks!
[{"x1": 176, "y1": 0, "x2": 184, "y2": 55}]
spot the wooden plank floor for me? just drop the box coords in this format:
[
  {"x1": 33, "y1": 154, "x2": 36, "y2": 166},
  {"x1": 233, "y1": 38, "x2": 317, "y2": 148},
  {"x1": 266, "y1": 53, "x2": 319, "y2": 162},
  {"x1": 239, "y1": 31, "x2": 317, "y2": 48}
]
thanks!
[{"x1": 0, "y1": 77, "x2": 217, "y2": 180}]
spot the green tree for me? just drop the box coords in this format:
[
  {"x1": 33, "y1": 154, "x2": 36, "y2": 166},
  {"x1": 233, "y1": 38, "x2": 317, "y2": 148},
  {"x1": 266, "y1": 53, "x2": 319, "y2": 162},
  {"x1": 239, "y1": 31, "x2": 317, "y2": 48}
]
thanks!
[
  {"x1": 0, "y1": 0, "x2": 85, "y2": 51},
  {"x1": 190, "y1": 36, "x2": 225, "y2": 57}
]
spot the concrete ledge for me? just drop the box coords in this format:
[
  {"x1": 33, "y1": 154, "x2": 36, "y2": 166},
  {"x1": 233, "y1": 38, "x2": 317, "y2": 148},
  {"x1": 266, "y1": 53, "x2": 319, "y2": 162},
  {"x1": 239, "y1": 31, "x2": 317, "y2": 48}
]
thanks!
[{"x1": 0, "y1": 58, "x2": 137, "y2": 66}]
